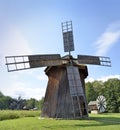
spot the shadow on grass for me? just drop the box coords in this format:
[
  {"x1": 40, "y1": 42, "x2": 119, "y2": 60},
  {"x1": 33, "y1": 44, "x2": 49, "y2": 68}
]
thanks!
[
  {"x1": 41, "y1": 115, "x2": 120, "y2": 129},
  {"x1": 75, "y1": 116, "x2": 120, "y2": 128}
]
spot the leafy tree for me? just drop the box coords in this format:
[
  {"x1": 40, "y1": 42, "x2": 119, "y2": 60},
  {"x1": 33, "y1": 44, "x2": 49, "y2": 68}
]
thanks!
[
  {"x1": 0, "y1": 91, "x2": 4, "y2": 97},
  {"x1": 0, "y1": 91, "x2": 44, "y2": 110},
  {"x1": 0, "y1": 96, "x2": 13, "y2": 109},
  {"x1": 85, "y1": 82, "x2": 97, "y2": 103},
  {"x1": 9, "y1": 98, "x2": 18, "y2": 110},
  {"x1": 39, "y1": 97, "x2": 44, "y2": 110},
  {"x1": 25, "y1": 98, "x2": 36, "y2": 109},
  {"x1": 104, "y1": 78, "x2": 120, "y2": 112},
  {"x1": 93, "y1": 80, "x2": 105, "y2": 96},
  {"x1": 86, "y1": 78, "x2": 120, "y2": 113}
]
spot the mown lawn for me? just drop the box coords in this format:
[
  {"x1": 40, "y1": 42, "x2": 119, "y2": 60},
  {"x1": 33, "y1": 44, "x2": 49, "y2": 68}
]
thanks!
[{"x1": 0, "y1": 111, "x2": 120, "y2": 130}]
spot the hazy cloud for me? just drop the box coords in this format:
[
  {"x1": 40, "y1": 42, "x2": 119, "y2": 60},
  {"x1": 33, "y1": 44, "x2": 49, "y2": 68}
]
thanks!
[
  {"x1": 95, "y1": 21, "x2": 120, "y2": 55},
  {"x1": 86, "y1": 74, "x2": 120, "y2": 82},
  {"x1": 1, "y1": 25, "x2": 32, "y2": 56},
  {"x1": 37, "y1": 75, "x2": 48, "y2": 81},
  {"x1": 2, "y1": 81, "x2": 45, "y2": 100}
]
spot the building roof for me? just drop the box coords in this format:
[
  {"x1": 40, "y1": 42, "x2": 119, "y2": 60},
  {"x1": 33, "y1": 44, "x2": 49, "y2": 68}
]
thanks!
[{"x1": 88, "y1": 101, "x2": 97, "y2": 106}]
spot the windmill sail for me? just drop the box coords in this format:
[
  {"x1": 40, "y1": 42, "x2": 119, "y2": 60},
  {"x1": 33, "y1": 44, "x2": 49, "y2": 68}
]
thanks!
[
  {"x1": 77, "y1": 55, "x2": 111, "y2": 66},
  {"x1": 62, "y1": 21, "x2": 74, "y2": 53},
  {"x1": 5, "y1": 55, "x2": 30, "y2": 72},
  {"x1": 28, "y1": 54, "x2": 62, "y2": 68},
  {"x1": 5, "y1": 54, "x2": 63, "y2": 72},
  {"x1": 96, "y1": 95, "x2": 107, "y2": 113}
]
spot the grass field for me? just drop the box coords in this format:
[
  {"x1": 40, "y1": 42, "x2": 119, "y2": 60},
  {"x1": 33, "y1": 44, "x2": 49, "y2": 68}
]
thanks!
[{"x1": 0, "y1": 111, "x2": 120, "y2": 130}]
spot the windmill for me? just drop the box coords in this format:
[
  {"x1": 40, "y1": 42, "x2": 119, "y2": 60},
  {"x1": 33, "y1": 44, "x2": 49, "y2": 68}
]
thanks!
[
  {"x1": 5, "y1": 21, "x2": 111, "y2": 119},
  {"x1": 96, "y1": 95, "x2": 107, "y2": 113}
]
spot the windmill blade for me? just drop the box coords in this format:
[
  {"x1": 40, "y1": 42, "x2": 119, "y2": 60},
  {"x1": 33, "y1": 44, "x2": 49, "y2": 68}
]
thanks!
[
  {"x1": 28, "y1": 54, "x2": 63, "y2": 68},
  {"x1": 62, "y1": 21, "x2": 75, "y2": 52},
  {"x1": 77, "y1": 55, "x2": 111, "y2": 67},
  {"x1": 5, "y1": 55, "x2": 30, "y2": 72},
  {"x1": 5, "y1": 54, "x2": 63, "y2": 72},
  {"x1": 98, "y1": 105, "x2": 106, "y2": 113}
]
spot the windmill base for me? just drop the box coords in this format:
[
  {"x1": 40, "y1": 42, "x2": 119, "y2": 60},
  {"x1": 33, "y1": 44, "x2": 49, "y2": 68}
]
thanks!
[{"x1": 41, "y1": 65, "x2": 88, "y2": 119}]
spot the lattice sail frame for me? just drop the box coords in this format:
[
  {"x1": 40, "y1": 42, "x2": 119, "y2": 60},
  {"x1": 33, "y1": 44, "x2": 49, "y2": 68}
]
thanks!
[
  {"x1": 62, "y1": 21, "x2": 74, "y2": 54},
  {"x1": 5, "y1": 54, "x2": 64, "y2": 72},
  {"x1": 77, "y1": 55, "x2": 111, "y2": 67},
  {"x1": 5, "y1": 54, "x2": 111, "y2": 72},
  {"x1": 5, "y1": 55, "x2": 30, "y2": 72}
]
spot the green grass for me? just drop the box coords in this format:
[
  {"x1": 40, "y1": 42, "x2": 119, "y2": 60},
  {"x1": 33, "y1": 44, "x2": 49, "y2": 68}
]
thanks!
[
  {"x1": 0, "y1": 111, "x2": 120, "y2": 130},
  {"x1": 0, "y1": 110, "x2": 40, "y2": 121}
]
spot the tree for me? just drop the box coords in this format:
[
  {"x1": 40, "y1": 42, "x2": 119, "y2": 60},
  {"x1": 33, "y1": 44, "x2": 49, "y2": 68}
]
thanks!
[
  {"x1": 104, "y1": 78, "x2": 120, "y2": 112},
  {"x1": 0, "y1": 91, "x2": 4, "y2": 97},
  {"x1": 0, "y1": 91, "x2": 45, "y2": 110},
  {"x1": 25, "y1": 98, "x2": 36, "y2": 109},
  {"x1": 85, "y1": 82, "x2": 97, "y2": 103},
  {"x1": 86, "y1": 78, "x2": 120, "y2": 113},
  {"x1": 0, "y1": 96, "x2": 13, "y2": 109},
  {"x1": 92, "y1": 80, "x2": 105, "y2": 96},
  {"x1": 39, "y1": 97, "x2": 44, "y2": 110}
]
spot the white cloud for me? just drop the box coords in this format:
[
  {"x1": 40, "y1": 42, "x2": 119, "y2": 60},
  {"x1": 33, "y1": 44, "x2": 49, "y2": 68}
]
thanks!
[
  {"x1": 86, "y1": 74, "x2": 120, "y2": 82},
  {"x1": 97, "y1": 75, "x2": 120, "y2": 82},
  {"x1": 2, "y1": 81, "x2": 45, "y2": 100},
  {"x1": 85, "y1": 77, "x2": 95, "y2": 82},
  {"x1": 95, "y1": 21, "x2": 120, "y2": 55}
]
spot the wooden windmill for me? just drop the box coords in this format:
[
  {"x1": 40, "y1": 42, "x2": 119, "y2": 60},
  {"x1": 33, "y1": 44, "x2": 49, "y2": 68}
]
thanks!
[{"x1": 5, "y1": 21, "x2": 111, "y2": 119}]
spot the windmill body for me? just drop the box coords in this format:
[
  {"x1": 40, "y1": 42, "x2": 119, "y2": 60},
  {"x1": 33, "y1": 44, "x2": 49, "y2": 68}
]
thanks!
[
  {"x1": 5, "y1": 21, "x2": 111, "y2": 119},
  {"x1": 41, "y1": 59, "x2": 88, "y2": 118}
]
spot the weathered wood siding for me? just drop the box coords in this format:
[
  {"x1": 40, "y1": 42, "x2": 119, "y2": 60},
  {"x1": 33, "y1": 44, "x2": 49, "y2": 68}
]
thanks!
[{"x1": 41, "y1": 65, "x2": 88, "y2": 119}]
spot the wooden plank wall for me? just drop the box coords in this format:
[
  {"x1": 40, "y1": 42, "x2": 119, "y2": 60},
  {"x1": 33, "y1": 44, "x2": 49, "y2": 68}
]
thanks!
[{"x1": 41, "y1": 65, "x2": 88, "y2": 119}]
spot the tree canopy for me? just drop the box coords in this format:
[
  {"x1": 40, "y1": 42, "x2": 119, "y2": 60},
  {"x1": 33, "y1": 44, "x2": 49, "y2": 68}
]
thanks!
[
  {"x1": 85, "y1": 78, "x2": 120, "y2": 113},
  {"x1": 0, "y1": 91, "x2": 44, "y2": 110}
]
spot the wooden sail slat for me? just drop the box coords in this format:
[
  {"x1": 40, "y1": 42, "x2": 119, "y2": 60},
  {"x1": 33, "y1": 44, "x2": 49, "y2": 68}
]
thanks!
[{"x1": 78, "y1": 55, "x2": 111, "y2": 66}]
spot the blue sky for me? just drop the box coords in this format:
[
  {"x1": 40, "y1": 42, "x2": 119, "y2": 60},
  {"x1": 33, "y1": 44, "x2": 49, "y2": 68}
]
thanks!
[{"x1": 0, "y1": 0, "x2": 120, "y2": 100}]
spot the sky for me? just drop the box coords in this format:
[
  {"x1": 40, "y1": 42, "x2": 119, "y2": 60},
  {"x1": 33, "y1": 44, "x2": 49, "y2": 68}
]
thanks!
[{"x1": 0, "y1": 0, "x2": 120, "y2": 100}]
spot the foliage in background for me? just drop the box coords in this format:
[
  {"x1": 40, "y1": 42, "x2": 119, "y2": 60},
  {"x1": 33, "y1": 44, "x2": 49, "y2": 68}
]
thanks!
[
  {"x1": 85, "y1": 78, "x2": 120, "y2": 113},
  {"x1": 0, "y1": 92, "x2": 44, "y2": 110}
]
